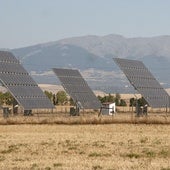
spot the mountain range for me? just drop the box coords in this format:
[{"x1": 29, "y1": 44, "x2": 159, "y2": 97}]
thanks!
[{"x1": 9, "y1": 34, "x2": 170, "y2": 93}]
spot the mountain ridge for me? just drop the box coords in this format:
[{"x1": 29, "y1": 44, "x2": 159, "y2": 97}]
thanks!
[
  {"x1": 12, "y1": 34, "x2": 170, "y2": 58},
  {"x1": 10, "y1": 34, "x2": 170, "y2": 93}
]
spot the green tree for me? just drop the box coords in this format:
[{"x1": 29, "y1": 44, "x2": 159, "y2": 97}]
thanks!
[
  {"x1": 0, "y1": 92, "x2": 4, "y2": 105},
  {"x1": 56, "y1": 91, "x2": 67, "y2": 105},
  {"x1": 97, "y1": 95, "x2": 103, "y2": 102},
  {"x1": 107, "y1": 93, "x2": 115, "y2": 102},
  {"x1": 129, "y1": 97, "x2": 148, "y2": 107},
  {"x1": 4, "y1": 92, "x2": 14, "y2": 105},
  {"x1": 97, "y1": 95, "x2": 107, "y2": 103},
  {"x1": 69, "y1": 97, "x2": 74, "y2": 106},
  {"x1": 98, "y1": 93, "x2": 127, "y2": 106},
  {"x1": 115, "y1": 93, "x2": 121, "y2": 106},
  {"x1": 138, "y1": 97, "x2": 148, "y2": 107},
  {"x1": 119, "y1": 99, "x2": 127, "y2": 106},
  {"x1": 0, "y1": 92, "x2": 14, "y2": 105},
  {"x1": 97, "y1": 94, "x2": 115, "y2": 103},
  {"x1": 44, "y1": 91, "x2": 53, "y2": 101},
  {"x1": 130, "y1": 97, "x2": 136, "y2": 107}
]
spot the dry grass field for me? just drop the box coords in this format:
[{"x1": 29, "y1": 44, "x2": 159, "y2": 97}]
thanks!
[{"x1": 0, "y1": 113, "x2": 169, "y2": 170}]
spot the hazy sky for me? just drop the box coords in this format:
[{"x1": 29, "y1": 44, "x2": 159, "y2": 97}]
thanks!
[{"x1": 1, "y1": 0, "x2": 170, "y2": 49}]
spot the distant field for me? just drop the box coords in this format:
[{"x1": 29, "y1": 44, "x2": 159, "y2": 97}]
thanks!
[{"x1": 0, "y1": 123, "x2": 169, "y2": 170}]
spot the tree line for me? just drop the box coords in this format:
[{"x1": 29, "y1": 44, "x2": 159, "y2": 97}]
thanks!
[{"x1": 0, "y1": 90, "x2": 148, "y2": 107}]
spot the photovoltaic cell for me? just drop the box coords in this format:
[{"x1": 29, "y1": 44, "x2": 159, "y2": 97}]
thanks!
[
  {"x1": 113, "y1": 58, "x2": 170, "y2": 108},
  {"x1": 52, "y1": 68, "x2": 102, "y2": 109},
  {"x1": 0, "y1": 51, "x2": 54, "y2": 110}
]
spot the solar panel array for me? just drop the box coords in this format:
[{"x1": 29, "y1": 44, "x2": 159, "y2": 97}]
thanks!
[
  {"x1": 113, "y1": 58, "x2": 170, "y2": 108},
  {"x1": 52, "y1": 68, "x2": 102, "y2": 109},
  {"x1": 0, "y1": 51, "x2": 54, "y2": 110}
]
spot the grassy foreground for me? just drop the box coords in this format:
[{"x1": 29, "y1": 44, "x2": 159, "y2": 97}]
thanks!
[{"x1": 0, "y1": 123, "x2": 169, "y2": 170}]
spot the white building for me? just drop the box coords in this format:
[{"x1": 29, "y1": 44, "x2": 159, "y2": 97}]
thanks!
[{"x1": 102, "y1": 102, "x2": 116, "y2": 115}]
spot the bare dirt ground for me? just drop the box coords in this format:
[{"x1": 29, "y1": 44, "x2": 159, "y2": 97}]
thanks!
[{"x1": 0, "y1": 114, "x2": 169, "y2": 170}]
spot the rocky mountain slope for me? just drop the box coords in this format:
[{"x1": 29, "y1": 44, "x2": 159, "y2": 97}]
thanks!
[{"x1": 10, "y1": 34, "x2": 170, "y2": 93}]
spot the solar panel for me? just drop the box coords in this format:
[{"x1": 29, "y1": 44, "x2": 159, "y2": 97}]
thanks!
[
  {"x1": 0, "y1": 51, "x2": 54, "y2": 110},
  {"x1": 52, "y1": 68, "x2": 102, "y2": 109},
  {"x1": 113, "y1": 58, "x2": 170, "y2": 108}
]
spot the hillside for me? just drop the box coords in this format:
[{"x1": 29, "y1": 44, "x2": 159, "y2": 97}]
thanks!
[{"x1": 10, "y1": 34, "x2": 170, "y2": 93}]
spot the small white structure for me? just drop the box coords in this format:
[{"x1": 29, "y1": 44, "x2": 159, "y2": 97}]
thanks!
[{"x1": 102, "y1": 102, "x2": 116, "y2": 115}]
